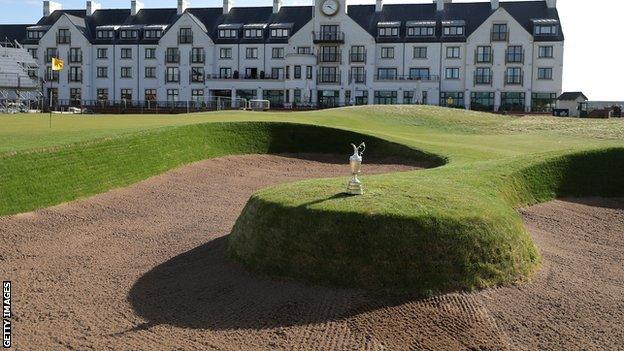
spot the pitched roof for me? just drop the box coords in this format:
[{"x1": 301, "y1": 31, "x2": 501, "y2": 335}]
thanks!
[
  {"x1": 558, "y1": 92, "x2": 588, "y2": 101},
  {"x1": 0, "y1": 25, "x2": 29, "y2": 44}
]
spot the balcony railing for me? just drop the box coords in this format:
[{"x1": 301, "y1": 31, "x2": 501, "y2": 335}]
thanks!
[
  {"x1": 313, "y1": 31, "x2": 345, "y2": 43},
  {"x1": 166, "y1": 54, "x2": 180, "y2": 64},
  {"x1": 473, "y1": 72, "x2": 493, "y2": 86},
  {"x1": 373, "y1": 75, "x2": 440, "y2": 82},
  {"x1": 205, "y1": 73, "x2": 285, "y2": 81},
  {"x1": 349, "y1": 52, "x2": 366, "y2": 63},
  {"x1": 178, "y1": 34, "x2": 193, "y2": 44},
  {"x1": 318, "y1": 51, "x2": 342, "y2": 63},
  {"x1": 504, "y1": 72, "x2": 524, "y2": 86}
]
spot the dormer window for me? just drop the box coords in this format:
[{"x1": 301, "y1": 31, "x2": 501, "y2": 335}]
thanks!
[
  {"x1": 406, "y1": 21, "x2": 435, "y2": 37},
  {"x1": 270, "y1": 28, "x2": 289, "y2": 38},
  {"x1": 27, "y1": 31, "x2": 44, "y2": 39},
  {"x1": 442, "y1": 21, "x2": 465, "y2": 37},
  {"x1": 144, "y1": 30, "x2": 162, "y2": 39},
  {"x1": 120, "y1": 30, "x2": 138, "y2": 40},
  {"x1": 96, "y1": 30, "x2": 115, "y2": 39},
  {"x1": 243, "y1": 24, "x2": 267, "y2": 39},
  {"x1": 377, "y1": 22, "x2": 400, "y2": 37},
  {"x1": 533, "y1": 19, "x2": 559, "y2": 36},
  {"x1": 218, "y1": 24, "x2": 242, "y2": 39}
]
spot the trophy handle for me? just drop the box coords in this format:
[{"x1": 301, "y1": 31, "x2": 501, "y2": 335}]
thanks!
[{"x1": 358, "y1": 142, "x2": 366, "y2": 156}]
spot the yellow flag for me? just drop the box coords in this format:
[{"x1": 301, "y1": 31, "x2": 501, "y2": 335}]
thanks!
[{"x1": 52, "y1": 57, "x2": 64, "y2": 71}]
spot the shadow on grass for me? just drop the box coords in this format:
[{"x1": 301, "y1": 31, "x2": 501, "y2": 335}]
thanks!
[{"x1": 127, "y1": 236, "x2": 414, "y2": 331}]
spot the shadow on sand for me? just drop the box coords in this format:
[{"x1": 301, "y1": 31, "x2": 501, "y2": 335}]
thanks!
[{"x1": 127, "y1": 236, "x2": 413, "y2": 331}]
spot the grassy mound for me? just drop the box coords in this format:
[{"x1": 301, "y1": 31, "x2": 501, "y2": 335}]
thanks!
[{"x1": 2, "y1": 107, "x2": 623, "y2": 294}]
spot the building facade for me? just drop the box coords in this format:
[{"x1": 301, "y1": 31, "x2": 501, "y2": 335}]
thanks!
[{"x1": 0, "y1": 0, "x2": 564, "y2": 111}]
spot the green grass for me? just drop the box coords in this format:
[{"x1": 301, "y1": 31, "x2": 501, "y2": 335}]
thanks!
[{"x1": 1, "y1": 107, "x2": 623, "y2": 293}]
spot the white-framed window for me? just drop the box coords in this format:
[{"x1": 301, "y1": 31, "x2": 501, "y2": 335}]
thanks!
[
  {"x1": 537, "y1": 67, "x2": 553, "y2": 80},
  {"x1": 446, "y1": 47, "x2": 460, "y2": 59},
  {"x1": 145, "y1": 48, "x2": 156, "y2": 59},
  {"x1": 407, "y1": 26, "x2": 434, "y2": 37},
  {"x1": 245, "y1": 47, "x2": 258, "y2": 59},
  {"x1": 220, "y1": 47, "x2": 232, "y2": 59},
  {"x1": 165, "y1": 67, "x2": 180, "y2": 82},
  {"x1": 443, "y1": 26, "x2": 464, "y2": 36},
  {"x1": 445, "y1": 67, "x2": 460, "y2": 80},
  {"x1": 413, "y1": 47, "x2": 427, "y2": 59},
  {"x1": 96, "y1": 66, "x2": 108, "y2": 78},
  {"x1": 244, "y1": 29, "x2": 263, "y2": 38},
  {"x1": 538, "y1": 46, "x2": 554, "y2": 58},
  {"x1": 167, "y1": 89, "x2": 179, "y2": 102},
  {"x1": 120, "y1": 48, "x2": 132, "y2": 59},
  {"x1": 145, "y1": 67, "x2": 156, "y2": 78},
  {"x1": 96, "y1": 48, "x2": 107, "y2": 59},
  {"x1": 270, "y1": 28, "x2": 289, "y2": 38},
  {"x1": 218, "y1": 29, "x2": 238, "y2": 38},
  {"x1": 120, "y1": 67, "x2": 132, "y2": 78},
  {"x1": 378, "y1": 27, "x2": 399, "y2": 37},
  {"x1": 272, "y1": 47, "x2": 285, "y2": 59},
  {"x1": 380, "y1": 47, "x2": 394, "y2": 59}
]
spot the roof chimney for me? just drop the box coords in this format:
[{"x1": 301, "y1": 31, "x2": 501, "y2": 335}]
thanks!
[
  {"x1": 273, "y1": 0, "x2": 282, "y2": 14},
  {"x1": 545, "y1": 0, "x2": 556, "y2": 8},
  {"x1": 43, "y1": 1, "x2": 62, "y2": 17},
  {"x1": 435, "y1": 0, "x2": 450, "y2": 12},
  {"x1": 131, "y1": 0, "x2": 143, "y2": 16},
  {"x1": 375, "y1": 0, "x2": 383, "y2": 12},
  {"x1": 177, "y1": 0, "x2": 189, "y2": 15},
  {"x1": 223, "y1": 0, "x2": 233, "y2": 14},
  {"x1": 491, "y1": 0, "x2": 499, "y2": 10},
  {"x1": 86, "y1": 1, "x2": 101, "y2": 16}
]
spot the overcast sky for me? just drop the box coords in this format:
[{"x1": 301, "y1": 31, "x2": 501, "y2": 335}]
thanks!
[{"x1": 1, "y1": 0, "x2": 622, "y2": 100}]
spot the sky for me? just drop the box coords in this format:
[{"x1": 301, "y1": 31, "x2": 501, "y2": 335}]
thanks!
[{"x1": 1, "y1": 0, "x2": 622, "y2": 100}]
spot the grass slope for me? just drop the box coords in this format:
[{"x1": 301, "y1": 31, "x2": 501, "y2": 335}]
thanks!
[{"x1": 1, "y1": 107, "x2": 623, "y2": 293}]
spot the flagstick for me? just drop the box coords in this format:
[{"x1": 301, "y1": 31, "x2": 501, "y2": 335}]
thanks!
[{"x1": 49, "y1": 78, "x2": 53, "y2": 128}]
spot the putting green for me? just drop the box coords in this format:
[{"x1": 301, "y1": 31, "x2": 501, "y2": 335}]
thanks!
[{"x1": 1, "y1": 106, "x2": 623, "y2": 293}]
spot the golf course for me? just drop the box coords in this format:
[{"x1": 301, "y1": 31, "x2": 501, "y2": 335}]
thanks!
[{"x1": 1, "y1": 106, "x2": 623, "y2": 349}]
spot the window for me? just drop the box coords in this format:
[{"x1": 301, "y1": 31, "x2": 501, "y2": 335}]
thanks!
[
  {"x1": 355, "y1": 90, "x2": 368, "y2": 105},
  {"x1": 65, "y1": 48, "x2": 80, "y2": 64},
  {"x1": 120, "y1": 30, "x2": 138, "y2": 40},
  {"x1": 537, "y1": 67, "x2": 553, "y2": 80},
  {"x1": 501, "y1": 92, "x2": 526, "y2": 112},
  {"x1": 244, "y1": 28, "x2": 264, "y2": 39},
  {"x1": 374, "y1": 91, "x2": 398, "y2": 105},
  {"x1": 380, "y1": 47, "x2": 394, "y2": 59},
  {"x1": 69, "y1": 67, "x2": 82, "y2": 82},
  {"x1": 413, "y1": 47, "x2": 427, "y2": 59},
  {"x1": 440, "y1": 92, "x2": 464, "y2": 108},
  {"x1": 121, "y1": 67, "x2": 132, "y2": 78},
  {"x1": 320, "y1": 46, "x2": 340, "y2": 62},
  {"x1": 270, "y1": 67, "x2": 283, "y2": 79},
  {"x1": 446, "y1": 47, "x2": 460, "y2": 59},
  {"x1": 166, "y1": 67, "x2": 180, "y2": 83},
  {"x1": 506, "y1": 46, "x2": 523, "y2": 63},
  {"x1": 166, "y1": 48, "x2": 179, "y2": 63},
  {"x1": 144, "y1": 29, "x2": 163, "y2": 39},
  {"x1": 535, "y1": 24, "x2": 558, "y2": 36},
  {"x1": 96, "y1": 48, "x2": 107, "y2": 59},
  {"x1": 145, "y1": 48, "x2": 156, "y2": 59},
  {"x1": 272, "y1": 47, "x2": 285, "y2": 59},
  {"x1": 470, "y1": 92, "x2": 495, "y2": 111},
  {"x1": 70, "y1": 88, "x2": 81, "y2": 102},
  {"x1": 348, "y1": 46, "x2": 364, "y2": 63},
  {"x1": 445, "y1": 68, "x2": 460, "y2": 80},
  {"x1": 191, "y1": 89, "x2": 204, "y2": 102},
  {"x1": 270, "y1": 28, "x2": 289, "y2": 38},
  {"x1": 377, "y1": 68, "x2": 397, "y2": 80},
  {"x1": 476, "y1": 46, "x2": 492, "y2": 63},
  {"x1": 27, "y1": 48, "x2": 38, "y2": 59},
  {"x1": 294, "y1": 65, "x2": 302, "y2": 79},
  {"x1": 538, "y1": 46, "x2": 554, "y2": 58},
  {"x1": 246, "y1": 47, "x2": 258, "y2": 59},
  {"x1": 531, "y1": 92, "x2": 557, "y2": 112},
  {"x1": 244, "y1": 67, "x2": 258, "y2": 79},
  {"x1": 96, "y1": 67, "x2": 108, "y2": 78},
  {"x1": 219, "y1": 29, "x2": 238, "y2": 38},
  {"x1": 57, "y1": 28, "x2": 71, "y2": 44},
  {"x1": 145, "y1": 67, "x2": 156, "y2": 78},
  {"x1": 27, "y1": 31, "x2": 43, "y2": 40},
  {"x1": 96, "y1": 30, "x2": 114, "y2": 39},
  {"x1": 45, "y1": 48, "x2": 58, "y2": 63},
  {"x1": 378, "y1": 26, "x2": 399, "y2": 37},
  {"x1": 297, "y1": 47, "x2": 311, "y2": 54},
  {"x1": 443, "y1": 26, "x2": 464, "y2": 36},
  {"x1": 505, "y1": 67, "x2": 523, "y2": 85},
  {"x1": 404, "y1": 91, "x2": 427, "y2": 105},
  {"x1": 306, "y1": 66, "x2": 313, "y2": 79},
  {"x1": 191, "y1": 48, "x2": 205, "y2": 63},
  {"x1": 407, "y1": 26, "x2": 434, "y2": 37},
  {"x1": 120, "y1": 89, "x2": 132, "y2": 101},
  {"x1": 320, "y1": 25, "x2": 340, "y2": 40},
  {"x1": 219, "y1": 67, "x2": 232, "y2": 78},
  {"x1": 220, "y1": 48, "x2": 232, "y2": 59},
  {"x1": 350, "y1": 66, "x2": 366, "y2": 83},
  {"x1": 491, "y1": 23, "x2": 508, "y2": 41},
  {"x1": 97, "y1": 88, "x2": 108, "y2": 101},
  {"x1": 145, "y1": 89, "x2": 157, "y2": 101},
  {"x1": 179, "y1": 28, "x2": 193, "y2": 44},
  {"x1": 319, "y1": 66, "x2": 339, "y2": 83},
  {"x1": 191, "y1": 67, "x2": 205, "y2": 82},
  {"x1": 409, "y1": 68, "x2": 430, "y2": 80},
  {"x1": 167, "y1": 89, "x2": 179, "y2": 103},
  {"x1": 474, "y1": 67, "x2": 492, "y2": 85},
  {"x1": 121, "y1": 48, "x2": 132, "y2": 59},
  {"x1": 46, "y1": 66, "x2": 59, "y2": 82}
]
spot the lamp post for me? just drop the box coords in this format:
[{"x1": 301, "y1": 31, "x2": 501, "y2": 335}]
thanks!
[{"x1": 346, "y1": 142, "x2": 365, "y2": 195}]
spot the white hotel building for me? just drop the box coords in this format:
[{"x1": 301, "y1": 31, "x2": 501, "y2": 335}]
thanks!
[{"x1": 0, "y1": 0, "x2": 564, "y2": 111}]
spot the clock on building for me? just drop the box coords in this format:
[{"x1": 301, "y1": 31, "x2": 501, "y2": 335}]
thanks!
[{"x1": 321, "y1": 0, "x2": 339, "y2": 16}]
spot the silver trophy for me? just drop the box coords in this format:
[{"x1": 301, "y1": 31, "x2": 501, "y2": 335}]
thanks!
[{"x1": 346, "y1": 142, "x2": 366, "y2": 195}]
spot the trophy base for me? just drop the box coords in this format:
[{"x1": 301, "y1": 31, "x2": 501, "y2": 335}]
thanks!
[{"x1": 346, "y1": 181, "x2": 364, "y2": 195}]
